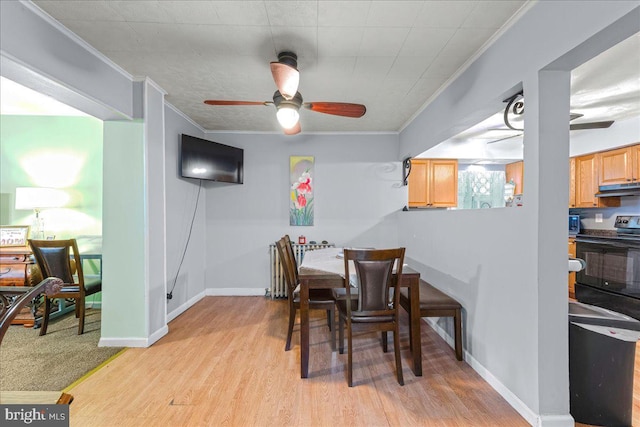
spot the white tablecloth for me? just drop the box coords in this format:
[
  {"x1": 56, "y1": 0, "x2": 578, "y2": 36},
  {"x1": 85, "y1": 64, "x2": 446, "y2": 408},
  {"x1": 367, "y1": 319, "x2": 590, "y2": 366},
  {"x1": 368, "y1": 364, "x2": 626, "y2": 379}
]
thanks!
[{"x1": 299, "y1": 247, "x2": 346, "y2": 276}]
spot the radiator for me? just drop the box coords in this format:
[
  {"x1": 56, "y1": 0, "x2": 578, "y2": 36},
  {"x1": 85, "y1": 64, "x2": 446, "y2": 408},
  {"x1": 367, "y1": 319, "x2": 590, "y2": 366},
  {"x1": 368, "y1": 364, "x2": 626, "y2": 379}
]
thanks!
[{"x1": 268, "y1": 242, "x2": 335, "y2": 299}]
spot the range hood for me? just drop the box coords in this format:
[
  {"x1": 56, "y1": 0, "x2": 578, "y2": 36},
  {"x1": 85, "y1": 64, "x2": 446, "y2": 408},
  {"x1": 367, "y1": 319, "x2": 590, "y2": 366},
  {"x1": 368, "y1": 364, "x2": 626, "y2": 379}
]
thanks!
[{"x1": 596, "y1": 183, "x2": 640, "y2": 197}]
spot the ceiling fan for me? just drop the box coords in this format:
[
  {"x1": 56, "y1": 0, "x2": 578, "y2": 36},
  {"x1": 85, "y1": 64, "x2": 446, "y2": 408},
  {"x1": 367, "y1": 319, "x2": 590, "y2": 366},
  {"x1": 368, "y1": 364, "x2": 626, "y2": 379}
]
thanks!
[
  {"x1": 204, "y1": 52, "x2": 366, "y2": 135},
  {"x1": 487, "y1": 91, "x2": 615, "y2": 144}
]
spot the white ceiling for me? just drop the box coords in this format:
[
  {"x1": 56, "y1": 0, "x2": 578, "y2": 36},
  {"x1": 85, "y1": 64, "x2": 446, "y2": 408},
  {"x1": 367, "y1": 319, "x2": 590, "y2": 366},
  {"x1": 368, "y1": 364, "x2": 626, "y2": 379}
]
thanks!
[
  {"x1": 28, "y1": 0, "x2": 529, "y2": 133},
  {"x1": 3, "y1": 1, "x2": 638, "y2": 140}
]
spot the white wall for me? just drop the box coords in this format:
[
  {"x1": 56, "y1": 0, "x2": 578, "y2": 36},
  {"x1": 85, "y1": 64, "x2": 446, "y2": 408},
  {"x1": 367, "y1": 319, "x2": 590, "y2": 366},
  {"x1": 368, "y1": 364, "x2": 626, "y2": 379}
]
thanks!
[
  {"x1": 144, "y1": 79, "x2": 168, "y2": 341},
  {"x1": 164, "y1": 105, "x2": 208, "y2": 319},
  {"x1": 398, "y1": 2, "x2": 640, "y2": 425},
  {"x1": 0, "y1": 1, "x2": 133, "y2": 120},
  {"x1": 199, "y1": 132, "x2": 404, "y2": 293}
]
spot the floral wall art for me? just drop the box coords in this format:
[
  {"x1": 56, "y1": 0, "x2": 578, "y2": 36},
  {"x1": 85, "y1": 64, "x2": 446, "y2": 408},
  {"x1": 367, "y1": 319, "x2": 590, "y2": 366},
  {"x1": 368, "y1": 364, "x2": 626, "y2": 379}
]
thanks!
[{"x1": 290, "y1": 156, "x2": 314, "y2": 226}]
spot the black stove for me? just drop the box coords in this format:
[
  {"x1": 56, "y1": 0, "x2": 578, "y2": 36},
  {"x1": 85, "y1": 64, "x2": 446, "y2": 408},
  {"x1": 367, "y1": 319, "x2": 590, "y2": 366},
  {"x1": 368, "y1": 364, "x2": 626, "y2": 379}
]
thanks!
[
  {"x1": 575, "y1": 215, "x2": 640, "y2": 320},
  {"x1": 576, "y1": 215, "x2": 640, "y2": 243}
]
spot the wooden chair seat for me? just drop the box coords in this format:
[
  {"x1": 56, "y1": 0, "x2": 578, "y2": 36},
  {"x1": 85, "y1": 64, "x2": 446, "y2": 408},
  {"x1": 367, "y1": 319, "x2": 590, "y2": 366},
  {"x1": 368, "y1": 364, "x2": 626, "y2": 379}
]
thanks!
[{"x1": 399, "y1": 280, "x2": 463, "y2": 361}]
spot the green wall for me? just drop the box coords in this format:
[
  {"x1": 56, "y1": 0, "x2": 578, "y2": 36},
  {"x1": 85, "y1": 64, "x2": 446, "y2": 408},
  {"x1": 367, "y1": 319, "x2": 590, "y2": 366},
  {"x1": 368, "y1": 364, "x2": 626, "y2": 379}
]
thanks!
[
  {"x1": 0, "y1": 115, "x2": 103, "y2": 237},
  {"x1": 0, "y1": 115, "x2": 103, "y2": 285}
]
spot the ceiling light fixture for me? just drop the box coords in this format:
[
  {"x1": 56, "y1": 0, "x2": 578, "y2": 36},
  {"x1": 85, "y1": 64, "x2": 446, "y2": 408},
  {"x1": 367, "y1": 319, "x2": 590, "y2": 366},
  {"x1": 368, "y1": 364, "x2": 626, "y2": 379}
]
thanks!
[
  {"x1": 276, "y1": 106, "x2": 300, "y2": 129},
  {"x1": 273, "y1": 91, "x2": 303, "y2": 129}
]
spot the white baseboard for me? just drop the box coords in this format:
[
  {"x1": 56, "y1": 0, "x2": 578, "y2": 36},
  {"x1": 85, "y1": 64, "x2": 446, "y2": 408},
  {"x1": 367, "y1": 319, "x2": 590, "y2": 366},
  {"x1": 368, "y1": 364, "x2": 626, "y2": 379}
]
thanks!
[
  {"x1": 205, "y1": 288, "x2": 265, "y2": 296},
  {"x1": 536, "y1": 415, "x2": 575, "y2": 427},
  {"x1": 148, "y1": 325, "x2": 169, "y2": 346},
  {"x1": 99, "y1": 337, "x2": 147, "y2": 348},
  {"x1": 423, "y1": 318, "x2": 573, "y2": 427},
  {"x1": 167, "y1": 290, "x2": 206, "y2": 323},
  {"x1": 98, "y1": 325, "x2": 168, "y2": 348},
  {"x1": 423, "y1": 317, "x2": 458, "y2": 356}
]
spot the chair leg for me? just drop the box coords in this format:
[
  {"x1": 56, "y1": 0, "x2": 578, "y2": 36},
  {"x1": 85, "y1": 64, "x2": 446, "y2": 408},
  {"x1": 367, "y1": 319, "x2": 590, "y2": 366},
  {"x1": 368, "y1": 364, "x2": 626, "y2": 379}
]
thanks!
[
  {"x1": 347, "y1": 319, "x2": 353, "y2": 387},
  {"x1": 285, "y1": 305, "x2": 296, "y2": 351},
  {"x1": 329, "y1": 307, "x2": 336, "y2": 351},
  {"x1": 39, "y1": 297, "x2": 51, "y2": 336},
  {"x1": 407, "y1": 306, "x2": 413, "y2": 353},
  {"x1": 454, "y1": 308, "x2": 463, "y2": 361},
  {"x1": 77, "y1": 297, "x2": 86, "y2": 335},
  {"x1": 382, "y1": 331, "x2": 388, "y2": 352},
  {"x1": 338, "y1": 313, "x2": 345, "y2": 354},
  {"x1": 393, "y1": 325, "x2": 404, "y2": 386}
]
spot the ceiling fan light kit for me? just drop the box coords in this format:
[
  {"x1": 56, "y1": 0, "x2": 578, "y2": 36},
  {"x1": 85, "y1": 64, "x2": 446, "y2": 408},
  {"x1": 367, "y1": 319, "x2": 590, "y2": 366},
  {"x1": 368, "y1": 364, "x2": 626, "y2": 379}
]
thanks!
[
  {"x1": 277, "y1": 107, "x2": 300, "y2": 129},
  {"x1": 203, "y1": 51, "x2": 366, "y2": 135},
  {"x1": 274, "y1": 90, "x2": 302, "y2": 129}
]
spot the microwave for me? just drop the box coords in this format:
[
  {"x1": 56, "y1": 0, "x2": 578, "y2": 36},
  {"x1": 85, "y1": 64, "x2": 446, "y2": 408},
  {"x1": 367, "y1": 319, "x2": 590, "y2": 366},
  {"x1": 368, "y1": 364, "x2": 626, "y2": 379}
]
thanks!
[{"x1": 569, "y1": 215, "x2": 580, "y2": 236}]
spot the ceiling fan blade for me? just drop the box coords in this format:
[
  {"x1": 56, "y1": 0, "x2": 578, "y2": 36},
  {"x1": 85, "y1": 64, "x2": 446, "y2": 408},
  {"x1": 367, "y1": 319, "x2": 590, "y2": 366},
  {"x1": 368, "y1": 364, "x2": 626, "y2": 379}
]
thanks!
[
  {"x1": 570, "y1": 113, "x2": 584, "y2": 121},
  {"x1": 283, "y1": 122, "x2": 301, "y2": 135},
  {"x1": 486, "y1": 133, "x2": 523, "y2": 144},
  {"x1": 270, "y1": 62, "x2": 299, "y2": 100},
  {"x1": 204, "y1": 100, "x2": 270, "y2": 106},
  {"x1": 570, "y1": 120, "x2": 614, "y2": 130},
  {"x1": 304, "y1": 102, "x2": 366, "y2": 118}
]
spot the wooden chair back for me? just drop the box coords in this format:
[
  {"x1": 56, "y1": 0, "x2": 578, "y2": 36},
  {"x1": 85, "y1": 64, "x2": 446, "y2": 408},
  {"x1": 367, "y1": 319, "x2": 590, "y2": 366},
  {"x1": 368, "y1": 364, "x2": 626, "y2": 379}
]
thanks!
[
  {"x1": 343, "y1": 248, "x2": 405, "y2": 320},
  {"x1": 275, "y1": 237, "x2": 297, "y2": 299},
  {"x1": 29, "y1": 239, "x2": 84, "y2": 292}
]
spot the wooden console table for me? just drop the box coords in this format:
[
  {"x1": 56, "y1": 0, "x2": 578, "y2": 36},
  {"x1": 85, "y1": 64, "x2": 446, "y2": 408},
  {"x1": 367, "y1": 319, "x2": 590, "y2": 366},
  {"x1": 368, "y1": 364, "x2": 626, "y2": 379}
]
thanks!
[
  {"x1": 0, "y1": 246, "x2": 35, "y2": 326},
  {"x1": 0, "y1": 246, "x2": 86, "y2": 328}
]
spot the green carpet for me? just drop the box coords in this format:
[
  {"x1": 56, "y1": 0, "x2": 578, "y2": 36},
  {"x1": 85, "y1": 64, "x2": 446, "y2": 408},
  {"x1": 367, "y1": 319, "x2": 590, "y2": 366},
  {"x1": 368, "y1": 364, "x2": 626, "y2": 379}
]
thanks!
[{"x1": 0, "y1": 309, "x2": 123, "y2": 391}]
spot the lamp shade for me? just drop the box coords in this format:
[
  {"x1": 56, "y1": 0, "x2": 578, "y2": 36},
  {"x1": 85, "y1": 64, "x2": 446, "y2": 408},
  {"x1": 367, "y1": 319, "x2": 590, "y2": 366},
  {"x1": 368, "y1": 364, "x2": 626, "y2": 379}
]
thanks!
[
  {"x1": 276, "y1": 106, "x2": 300, "y2": 129},
  {"x1": 15, "y1": 187, "x2": 69, "y2": 210}
]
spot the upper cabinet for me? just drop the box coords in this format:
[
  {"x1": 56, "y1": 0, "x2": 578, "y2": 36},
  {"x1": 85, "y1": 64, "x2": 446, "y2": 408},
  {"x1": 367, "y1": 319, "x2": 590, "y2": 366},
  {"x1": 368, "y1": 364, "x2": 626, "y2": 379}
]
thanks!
[
  {"x1": 569, "y1": 158, "x2": 576, "y2": 208},
  {"x1": 408, "y1": 159, "x2": 458, "y2": 208},
  {"x1": 599, "y1": 144, "x2": 640, "y2": 185},
  {"x1": 573, "y1": 153, "x2": 620, "y2": 208},
  {"x1": 505, "y1": 161, "x2": 524, "y2": 194}
]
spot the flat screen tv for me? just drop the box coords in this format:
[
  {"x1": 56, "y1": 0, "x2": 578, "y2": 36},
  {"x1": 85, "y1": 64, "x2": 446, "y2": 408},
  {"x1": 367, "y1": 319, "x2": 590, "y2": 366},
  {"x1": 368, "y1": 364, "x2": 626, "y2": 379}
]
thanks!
[{"x1": 180, "y1": 134, "x2": 243, "y2": 184}]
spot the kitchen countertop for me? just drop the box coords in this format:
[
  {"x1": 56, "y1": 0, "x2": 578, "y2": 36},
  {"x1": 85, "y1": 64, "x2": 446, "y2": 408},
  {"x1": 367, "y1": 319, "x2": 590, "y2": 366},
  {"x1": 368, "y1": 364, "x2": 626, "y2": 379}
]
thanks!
[{"x1": 579, "y1": 229, "x2": 619, "y2": 237}]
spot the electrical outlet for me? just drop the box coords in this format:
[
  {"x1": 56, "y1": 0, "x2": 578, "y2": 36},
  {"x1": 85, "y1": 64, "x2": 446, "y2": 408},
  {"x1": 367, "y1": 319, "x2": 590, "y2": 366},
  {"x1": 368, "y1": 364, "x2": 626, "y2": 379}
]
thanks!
[{"x1": 595, "y1": 213, "x2": 603, "y2": 223}]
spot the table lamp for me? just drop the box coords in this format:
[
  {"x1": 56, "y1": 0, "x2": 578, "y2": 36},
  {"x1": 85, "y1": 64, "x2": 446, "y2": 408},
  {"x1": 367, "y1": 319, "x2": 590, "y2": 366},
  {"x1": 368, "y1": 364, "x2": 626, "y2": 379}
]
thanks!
[{"x1": 14, "y1": 187, "x2": 69, "y2": 239}]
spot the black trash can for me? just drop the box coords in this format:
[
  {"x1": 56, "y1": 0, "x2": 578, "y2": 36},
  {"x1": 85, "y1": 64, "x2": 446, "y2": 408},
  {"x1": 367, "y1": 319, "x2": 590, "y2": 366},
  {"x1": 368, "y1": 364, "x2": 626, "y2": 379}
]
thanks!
[{"x1": 569, "y1": 301, "x2": 640, "y2": 427}]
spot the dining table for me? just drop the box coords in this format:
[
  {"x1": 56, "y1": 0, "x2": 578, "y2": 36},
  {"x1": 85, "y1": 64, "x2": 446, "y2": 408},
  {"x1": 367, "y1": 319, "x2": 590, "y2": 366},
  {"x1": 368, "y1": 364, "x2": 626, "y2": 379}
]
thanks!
[{"x1": 297, "y1": 247, "x2": 423, "y2": 379}]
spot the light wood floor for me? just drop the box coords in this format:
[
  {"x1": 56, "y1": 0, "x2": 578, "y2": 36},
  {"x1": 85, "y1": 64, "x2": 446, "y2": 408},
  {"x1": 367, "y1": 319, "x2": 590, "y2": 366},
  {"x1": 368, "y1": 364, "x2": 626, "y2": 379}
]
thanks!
[
  {"x1": 67, "y1": 296, "x2": 527, "y2": 426},
  {"x1": 68, "y1": 296, "x2": 640, "y2": 427}
]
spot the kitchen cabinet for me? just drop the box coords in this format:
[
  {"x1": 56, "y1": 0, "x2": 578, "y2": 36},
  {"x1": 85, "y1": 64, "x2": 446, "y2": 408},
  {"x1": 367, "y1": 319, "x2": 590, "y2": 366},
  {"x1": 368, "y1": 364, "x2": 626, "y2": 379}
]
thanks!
[
  {"x1": 408, "y1": 159, "x2": 458, "y2": 208},
  {"x1": 573, "y1": 153, "x2": 620, "y2": 208},
  {"x1": 569, "y1": 158, "x2": 576, "y2": 208},
  {"x1": 598, "y1": 144, "x2": 640, "y2": 185},
  {"x1": 568, "y1": 238, "x2": 576, "y2": 299},
  {"x1": 505, "y1": 161, "x2": 524, "y2": 194}
]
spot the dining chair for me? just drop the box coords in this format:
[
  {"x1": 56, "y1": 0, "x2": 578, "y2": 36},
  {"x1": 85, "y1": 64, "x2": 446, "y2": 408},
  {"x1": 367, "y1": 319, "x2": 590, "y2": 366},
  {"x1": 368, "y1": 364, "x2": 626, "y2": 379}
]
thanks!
[
  {"x1": 337, "y1": 247, "x2": 406, "y2": 387},
  {"x1": 276, "y1": 237, "x2": 336, "y2": 351},
  {"x1": 28, "y1": 239, "x2": 102, "y2": 336},
  {"x1": 283, "y1": 234, "x2": 335, "y2": 331}
]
